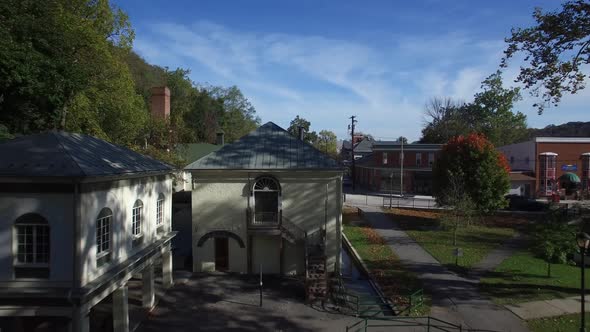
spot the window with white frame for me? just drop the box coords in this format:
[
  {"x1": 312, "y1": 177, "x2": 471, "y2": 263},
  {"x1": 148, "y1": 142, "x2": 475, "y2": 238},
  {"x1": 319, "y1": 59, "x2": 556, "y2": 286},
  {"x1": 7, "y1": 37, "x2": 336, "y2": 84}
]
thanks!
[
  {"x1": 428, "y1": 152, "x2": 435, "y2": 167},
  {"x1": 253, "y1": 177, "x2": 280, "y2": 225},
  {"x1": 416, "y1": 153, "x2": 422, "y2": 166},
  {"x1": 96, "y1": 208, "x2": 112, "y2": 267},
  {"x1": 156, "y1": 193, "x2": 165, "y2": 228},
  {"x1": 14, "y1": 213, "x2": 50, "y2": 279},
  {"x1": 132, "y1": 200, "x2": 143, "y2": 237},
  {"x1": 382, "y1": 152, "x2": 388, "y2": 165}
]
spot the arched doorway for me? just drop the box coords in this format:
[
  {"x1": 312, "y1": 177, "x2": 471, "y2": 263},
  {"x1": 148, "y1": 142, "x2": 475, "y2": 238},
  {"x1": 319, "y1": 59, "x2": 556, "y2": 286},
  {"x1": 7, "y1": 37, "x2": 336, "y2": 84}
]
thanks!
[{"x1": 197, "y1": 231, "x2": 245, "y2": 272}]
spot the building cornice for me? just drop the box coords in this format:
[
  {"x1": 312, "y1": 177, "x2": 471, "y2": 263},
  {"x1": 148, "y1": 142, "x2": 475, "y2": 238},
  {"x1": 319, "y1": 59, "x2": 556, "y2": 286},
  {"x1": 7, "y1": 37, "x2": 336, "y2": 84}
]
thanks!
[{"x1": 535, "y1": 137, "x2": 590, "y2": 143}]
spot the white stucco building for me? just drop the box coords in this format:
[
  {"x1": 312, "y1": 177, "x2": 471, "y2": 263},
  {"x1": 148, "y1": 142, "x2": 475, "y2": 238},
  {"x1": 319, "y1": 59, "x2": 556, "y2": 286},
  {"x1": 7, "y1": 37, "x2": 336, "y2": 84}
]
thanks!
[
  {"x1": 0, "y1": 132, "x2": 176, "y2": 332},
  {"x1": 185, "y1": 122, "x2": 343, "y2": 300}
]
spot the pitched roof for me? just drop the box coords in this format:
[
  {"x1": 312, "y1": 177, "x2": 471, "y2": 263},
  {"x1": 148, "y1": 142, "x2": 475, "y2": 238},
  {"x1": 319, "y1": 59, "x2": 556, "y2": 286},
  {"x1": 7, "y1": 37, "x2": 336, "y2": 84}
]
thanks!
[
  {"x1": 185, "y1": 122, "x2": 341, "y2": 170},
  {"x1": 341, "y1": 140, "x2": 352, "y2": 150},
  {"x1": 0, "y1": 132, "x2": 173, "y2": 178},
  {"x1": 353, "y1": 138, "x2": 374, "y2": 153},
  {"x1": 176, "y1": 143, "x2": 221, "y2": 165}
]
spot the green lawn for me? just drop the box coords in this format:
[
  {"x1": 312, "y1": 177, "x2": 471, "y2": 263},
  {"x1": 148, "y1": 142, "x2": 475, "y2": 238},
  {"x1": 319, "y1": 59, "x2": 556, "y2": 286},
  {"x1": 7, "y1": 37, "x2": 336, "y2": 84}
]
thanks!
[
  {"x1": 342, "y1": 212, "x2": 430, "y2": 316},
  {"x1": 527, "y1": 313, "x2": 589, "y2": 332},
  {"x1": 480, "y1": 250, "x2": 589, "y2": 305},
  {"x1": 382, "y1": 208, "x2": 517, "y2": 273},
  {"x1": 405, "y1": 225, "x2": 515, "y2": 271}
]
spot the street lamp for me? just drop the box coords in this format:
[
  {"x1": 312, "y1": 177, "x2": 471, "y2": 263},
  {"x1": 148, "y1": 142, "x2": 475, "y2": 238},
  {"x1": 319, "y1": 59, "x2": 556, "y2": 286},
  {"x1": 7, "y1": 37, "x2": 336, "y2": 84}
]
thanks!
[{"x1": 577, "y1": 232, "x2": 590, "y2": 332}]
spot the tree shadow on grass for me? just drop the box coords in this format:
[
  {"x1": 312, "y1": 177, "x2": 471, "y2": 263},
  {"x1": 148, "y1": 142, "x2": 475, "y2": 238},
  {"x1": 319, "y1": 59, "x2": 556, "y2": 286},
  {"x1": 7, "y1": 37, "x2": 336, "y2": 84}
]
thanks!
[{"x1": 479, "y1": 281, "x2": 580, "y2": 303}]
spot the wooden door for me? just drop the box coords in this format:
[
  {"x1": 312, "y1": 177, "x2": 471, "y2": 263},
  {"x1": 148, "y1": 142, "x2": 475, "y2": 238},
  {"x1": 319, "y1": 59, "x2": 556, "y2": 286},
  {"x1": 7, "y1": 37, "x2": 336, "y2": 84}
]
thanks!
[{"x1": 215, "y1": 237, "x2": 229, "y2": 271}]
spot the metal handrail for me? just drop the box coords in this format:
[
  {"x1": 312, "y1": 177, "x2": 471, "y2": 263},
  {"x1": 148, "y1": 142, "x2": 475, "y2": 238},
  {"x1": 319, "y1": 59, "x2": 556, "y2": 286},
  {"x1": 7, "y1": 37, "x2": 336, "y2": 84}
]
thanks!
[
  {"x1": 346, "y1": 316, "x2": 463, "y2": 332},
  {"x1": 252, "y1": 212, "x2": 279, "y2": 225},
  {"x1": 382, "y1": 196, "x2": 439, "y2": 209},
  {"x1": 281, "y1": 216, "x2": 307, "y2": 241}
]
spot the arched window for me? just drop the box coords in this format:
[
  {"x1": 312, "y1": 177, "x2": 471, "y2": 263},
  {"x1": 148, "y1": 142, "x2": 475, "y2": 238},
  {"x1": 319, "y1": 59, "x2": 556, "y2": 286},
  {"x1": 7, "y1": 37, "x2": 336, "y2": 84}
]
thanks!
[
  {"x1": 96, "y1": 208, "x2": 112, "y2": 267},
  {"x1": 156, "y1": 193, "x2": 165, "y2": 228},
  {"x1": 14, "y1": 213, "x2": 50, "y2": 279},
  {"x1": 253, "y1": 177, "x2": 280, "y2": 225}
]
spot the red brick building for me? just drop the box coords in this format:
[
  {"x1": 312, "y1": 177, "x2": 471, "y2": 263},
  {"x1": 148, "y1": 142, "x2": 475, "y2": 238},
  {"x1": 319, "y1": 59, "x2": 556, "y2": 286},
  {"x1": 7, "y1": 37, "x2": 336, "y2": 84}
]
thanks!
[
  {"x1": 498, "y1": 137, "x2": 590, "y2": 198},
  {"x1": 354, "y1": 141, "x2": 442, "y2": 195}
]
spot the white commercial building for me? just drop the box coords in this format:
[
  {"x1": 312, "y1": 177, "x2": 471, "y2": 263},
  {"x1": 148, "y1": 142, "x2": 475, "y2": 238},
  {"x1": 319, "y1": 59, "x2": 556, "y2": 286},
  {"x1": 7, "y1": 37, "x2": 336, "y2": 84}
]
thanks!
[{"x1": 0, "y1": 132, "x2": 176, "y2": 332}]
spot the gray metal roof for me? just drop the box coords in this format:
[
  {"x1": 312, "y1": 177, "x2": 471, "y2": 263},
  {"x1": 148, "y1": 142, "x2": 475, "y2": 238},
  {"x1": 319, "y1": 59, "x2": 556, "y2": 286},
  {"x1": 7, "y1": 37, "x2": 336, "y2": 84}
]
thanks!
[
  {"x1": 185, "y1": 122, "x2": 341, "y2": 170},
  {"x1": 354, "y1": 138, "x2": 374, "y2": 153},
  {"x1": 0, "y1": 132, "x2": 173, "y2": 178}
]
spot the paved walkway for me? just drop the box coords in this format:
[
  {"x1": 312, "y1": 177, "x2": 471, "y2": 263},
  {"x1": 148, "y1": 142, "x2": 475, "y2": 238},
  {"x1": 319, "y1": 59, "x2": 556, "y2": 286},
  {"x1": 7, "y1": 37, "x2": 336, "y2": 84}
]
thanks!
[
  {"x1": 469, "y1": 232, "x2": 527, "y2": 280},
  {"x1": 505, "y1": 296, "x2": 590, "y2": 320},
  {"x1": 352, "y1": 204, "x2": 529, "y2": 332},
  {"x1": 137, "y1": 273, "x2": 360, "y2": 332}
]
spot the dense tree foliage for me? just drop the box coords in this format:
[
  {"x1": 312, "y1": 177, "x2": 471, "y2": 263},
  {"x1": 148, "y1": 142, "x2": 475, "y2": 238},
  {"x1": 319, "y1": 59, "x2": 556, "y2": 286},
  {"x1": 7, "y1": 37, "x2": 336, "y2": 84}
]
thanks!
[
  {"x1": 528, "y1": 121, "x2": 590, "y2": 138},
  {"x1": 287, "y1": 115, "x2": 318, "y2": 144},
  {"x1": 502, "y1": 0, "x2": 590, "y2": 114},
  {"x1": 421, "y1": 72, "x2": 528, "y2": 147},
  {"x1": 0, "y1": 0, "x2": 144, "y2": 145},
  {"x1": 433, "y1": 133, "x2": 510, "y2": 213},
  {"x1": 0, "y1": 0, "x2": 260, "y2": 167},
  {"x1": 316, "y1": 130, "x2": 338, "y2": 157},
  {"x1": 286, "y1": 115, "x2": 338, "y2": 158}
]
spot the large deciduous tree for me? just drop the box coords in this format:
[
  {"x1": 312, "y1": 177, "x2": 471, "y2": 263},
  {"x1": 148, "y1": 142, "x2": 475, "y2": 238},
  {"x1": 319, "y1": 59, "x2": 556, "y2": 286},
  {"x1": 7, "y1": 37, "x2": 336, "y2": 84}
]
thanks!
[
  {"x1": 502, "y1": 0, "x2": 590, "y2": 114},
  {"x1": 433, "y1": 133, "x2": 510, "y2": 213},
  {"x1": 0, "y1": 0, "x2": 144, "y2": 144},
  {"x1": 316, "y1": 130, "x2": 338, "y2": 157},
  {"x1": 421, "y1": 72, "x2": 528, "y2": 147},
  {"x1": 287, "y1": 115, "x2": 318, "y2": 144}
]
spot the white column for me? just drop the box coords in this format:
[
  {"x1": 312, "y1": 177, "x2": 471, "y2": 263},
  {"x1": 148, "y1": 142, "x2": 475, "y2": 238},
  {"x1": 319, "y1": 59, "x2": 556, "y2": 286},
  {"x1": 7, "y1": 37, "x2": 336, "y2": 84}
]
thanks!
[
  {"x1": 113, "y1": 285, "x2": 129, "y2": 332},
  {"x1": 162, "y1": 244, "x2": 173, "y2": 288},
  {"x1": 70, "y1": 307, "x2": 90, "y2": 332},
  {"x1": 142, "y1": 264, "x2": 155, "y2": 309}
]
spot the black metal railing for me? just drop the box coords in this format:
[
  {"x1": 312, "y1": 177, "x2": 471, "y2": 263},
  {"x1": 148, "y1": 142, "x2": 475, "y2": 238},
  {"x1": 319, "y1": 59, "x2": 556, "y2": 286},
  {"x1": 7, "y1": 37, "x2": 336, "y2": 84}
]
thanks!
[
  {"x1": 382, "y1": 196, "x2": 439, "y2": 209},
  {"x1": 346, "y1": 316, "x2": 460, "y2": 332}
]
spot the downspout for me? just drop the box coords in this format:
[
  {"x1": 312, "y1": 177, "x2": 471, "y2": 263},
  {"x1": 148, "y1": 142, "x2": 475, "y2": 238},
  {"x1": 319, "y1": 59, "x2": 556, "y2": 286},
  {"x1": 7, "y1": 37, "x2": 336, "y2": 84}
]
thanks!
[
  {"x1": 69, "y1": 181, "x2": 82, "y2": 322},
  {"x1": 247, "y1": 172, "x2": 252, "y2": 274}
]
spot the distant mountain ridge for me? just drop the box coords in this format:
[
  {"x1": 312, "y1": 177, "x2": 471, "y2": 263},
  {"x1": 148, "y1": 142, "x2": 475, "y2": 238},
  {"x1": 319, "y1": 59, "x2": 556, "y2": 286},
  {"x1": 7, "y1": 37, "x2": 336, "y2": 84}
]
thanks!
[{"x1": 528, "y1": 121, "x2": 590, "y2": 139}]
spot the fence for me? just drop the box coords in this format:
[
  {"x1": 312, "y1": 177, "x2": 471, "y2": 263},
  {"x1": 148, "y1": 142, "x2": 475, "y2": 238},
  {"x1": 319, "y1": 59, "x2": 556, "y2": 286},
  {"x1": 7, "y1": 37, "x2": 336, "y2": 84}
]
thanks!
[
  {"x1": 345, "y1": 316, "x2": 462, "y2": 332},
  {"x1": 382, "y1": 196, "x2": 439, "y2": 209}
]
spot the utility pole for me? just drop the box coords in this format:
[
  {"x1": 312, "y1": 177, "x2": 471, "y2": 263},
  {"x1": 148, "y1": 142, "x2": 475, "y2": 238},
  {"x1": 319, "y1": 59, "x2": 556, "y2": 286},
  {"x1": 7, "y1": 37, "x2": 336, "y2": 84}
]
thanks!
[
  {"x1": 400, "y1": 138, "x2": 404, "y2": 197},
  {"x1": 349, "y1": 116, "x2": 357, "y2": 192}
]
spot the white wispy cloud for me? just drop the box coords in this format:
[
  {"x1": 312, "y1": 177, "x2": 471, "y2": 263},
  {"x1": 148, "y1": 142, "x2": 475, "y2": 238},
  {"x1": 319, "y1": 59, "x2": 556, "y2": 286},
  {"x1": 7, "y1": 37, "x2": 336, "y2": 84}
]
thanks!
[{"x1": 133, "y1": 20, "x2": 587, "y2": 141}]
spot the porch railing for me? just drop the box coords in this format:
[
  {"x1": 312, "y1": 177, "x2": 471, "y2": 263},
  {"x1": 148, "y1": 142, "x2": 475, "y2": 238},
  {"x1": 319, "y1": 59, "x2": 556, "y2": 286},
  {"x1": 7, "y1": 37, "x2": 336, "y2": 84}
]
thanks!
[{"x1": 251, "y1": 211, "x2": 279, "y2": 226}]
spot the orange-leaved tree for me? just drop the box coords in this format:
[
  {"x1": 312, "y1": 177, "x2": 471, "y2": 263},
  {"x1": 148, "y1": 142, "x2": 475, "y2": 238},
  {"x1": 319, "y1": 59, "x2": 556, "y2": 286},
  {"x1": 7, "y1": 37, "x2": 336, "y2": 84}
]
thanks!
[{"x1": 433, "y1": 133, "x2": 510, "y2": 213}]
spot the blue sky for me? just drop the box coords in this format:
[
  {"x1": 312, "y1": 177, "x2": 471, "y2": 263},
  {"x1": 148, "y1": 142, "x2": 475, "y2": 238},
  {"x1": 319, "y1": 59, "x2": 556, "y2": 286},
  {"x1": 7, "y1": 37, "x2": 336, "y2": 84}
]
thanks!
[{"x1": 114, "y1": 0, "x2": 588, "y2": 142}]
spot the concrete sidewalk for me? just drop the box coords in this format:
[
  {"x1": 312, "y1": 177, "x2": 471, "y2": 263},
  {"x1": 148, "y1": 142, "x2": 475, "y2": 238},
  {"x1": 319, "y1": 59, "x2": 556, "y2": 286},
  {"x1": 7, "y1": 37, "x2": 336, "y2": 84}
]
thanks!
[
  {"x1": 505, "y1": 296, "x2": 590, "y2": 320},
  {"x1": 468, "y1": 232, "x2": 527, "y2": 280},
  {"x1": 351, "y1": 204, "x2": 529, "y2": 332}
]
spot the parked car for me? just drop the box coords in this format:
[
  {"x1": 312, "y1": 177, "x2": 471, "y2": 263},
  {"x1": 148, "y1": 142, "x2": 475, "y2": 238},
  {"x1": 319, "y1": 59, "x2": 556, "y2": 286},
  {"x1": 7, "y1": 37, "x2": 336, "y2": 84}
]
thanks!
[{"x1": 505, "y1": 195, "x2": 547, "y2": 211}]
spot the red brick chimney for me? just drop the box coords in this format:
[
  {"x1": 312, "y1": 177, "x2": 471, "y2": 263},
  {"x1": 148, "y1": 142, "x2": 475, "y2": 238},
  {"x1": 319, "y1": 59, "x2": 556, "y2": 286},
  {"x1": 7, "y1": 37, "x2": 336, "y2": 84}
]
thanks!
[{"x1": 150, "y1": 86, "x2": 170, "y2": 119}]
